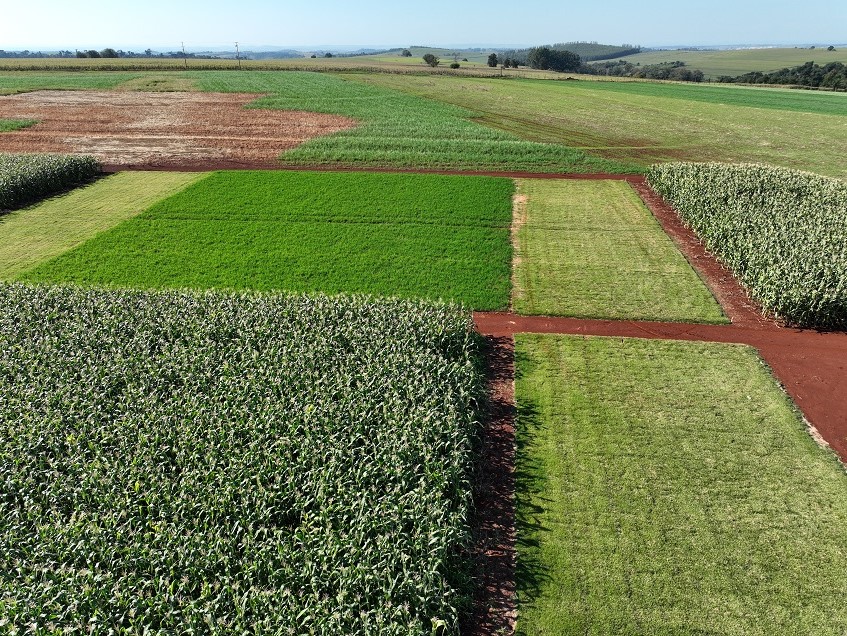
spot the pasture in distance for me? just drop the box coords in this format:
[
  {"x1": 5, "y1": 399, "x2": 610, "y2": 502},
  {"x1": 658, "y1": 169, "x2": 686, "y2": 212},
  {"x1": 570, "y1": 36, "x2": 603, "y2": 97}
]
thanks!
[{"x1": 357, "y1": 73, "x2": 847, "y2": 178}]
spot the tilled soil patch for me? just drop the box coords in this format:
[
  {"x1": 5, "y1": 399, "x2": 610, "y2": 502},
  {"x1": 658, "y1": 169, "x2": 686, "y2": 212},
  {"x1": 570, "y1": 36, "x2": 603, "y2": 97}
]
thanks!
[{"x1": 0, "y1": 90, "x2": 356, "y2": 166}]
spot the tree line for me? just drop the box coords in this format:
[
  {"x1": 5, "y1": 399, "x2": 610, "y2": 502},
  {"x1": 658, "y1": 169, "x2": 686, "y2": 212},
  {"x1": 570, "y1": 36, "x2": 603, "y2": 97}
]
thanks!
[{"x1": 718, "y1": 61, "x2": 847, "y2": 91}]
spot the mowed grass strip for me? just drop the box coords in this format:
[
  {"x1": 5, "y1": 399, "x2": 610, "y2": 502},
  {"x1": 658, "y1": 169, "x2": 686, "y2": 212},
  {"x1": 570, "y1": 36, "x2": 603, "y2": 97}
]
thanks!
[
  {"x1": 0, "y1": 171, "x2": 204, "y2": 279},
  {"x1": 22, "y1": 171, "x2": 513, "y2": 310},
  {"x1": 512, "y1": 179, "x2": 725, "y2": 322},
  {"x1": 515, "y1": 334, "x2": 847, "y2": 636}
]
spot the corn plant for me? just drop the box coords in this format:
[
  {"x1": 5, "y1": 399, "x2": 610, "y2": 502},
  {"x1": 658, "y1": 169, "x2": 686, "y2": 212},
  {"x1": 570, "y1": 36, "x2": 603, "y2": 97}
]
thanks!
[
  {"x1": 0, "y1": 283, "x2": 484, "y2": 635},
  {"x1": 0, "y1": 152, "x2": 100, "y2": 211},
  {"x1": 648, "y1": 162, "x2": 847, "y2": 329}
]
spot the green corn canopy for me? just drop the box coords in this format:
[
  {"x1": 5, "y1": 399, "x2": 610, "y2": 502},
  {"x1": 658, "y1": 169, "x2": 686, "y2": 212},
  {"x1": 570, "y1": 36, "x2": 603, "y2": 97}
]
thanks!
[
  {"x1": 648, "y1": 162, "x2": 847, "y2": 329},
  {"x1": 0, "y1": 283, "x2": 484, "y2": 635}
]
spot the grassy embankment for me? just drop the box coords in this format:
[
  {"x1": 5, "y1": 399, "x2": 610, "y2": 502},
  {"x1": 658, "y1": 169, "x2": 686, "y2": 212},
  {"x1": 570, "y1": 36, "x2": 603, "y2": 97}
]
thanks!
[
  {"x1": 0, "y1": 172, "x2": 202, "y2": 279},
  {"x1": 512, "y1": 179, "x2": 725, "y2": 322},
  {"x1": 357, "y1": 74, "x2": 847, "y2": 178},
  {"x1": 21, "y1": 170, "x2": 514, "y2": 310},
  {"x1": 515, "y1": 334, "x2": 847, "y2": 635}
]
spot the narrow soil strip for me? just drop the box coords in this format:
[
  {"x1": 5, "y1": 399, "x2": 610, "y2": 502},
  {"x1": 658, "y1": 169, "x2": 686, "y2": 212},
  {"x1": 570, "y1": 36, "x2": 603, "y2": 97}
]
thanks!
[{"x1": 463, "y1": 336, "x2": 517, "y2": 636}]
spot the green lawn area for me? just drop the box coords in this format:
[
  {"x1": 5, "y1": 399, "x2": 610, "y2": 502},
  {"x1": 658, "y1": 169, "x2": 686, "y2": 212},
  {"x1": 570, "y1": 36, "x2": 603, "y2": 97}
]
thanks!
[
  {"x1": 0, "y1": 118, "x2": 36, "y2": 132},
  {"x1": 22, "y1": 170, "x2": 514, "y2": 310},
  {"x1": 515, "y1": 334, "x2": 847, "y2": 636},
  {"x1": 0, "y1": 171, "x2": 203, "y2": 279},
  {"x1": 355, "y1": 74, "x2": 847, "y2": 179},
  {"x1": 512, "y1": 179, "x2": 725, "y2": 322}
]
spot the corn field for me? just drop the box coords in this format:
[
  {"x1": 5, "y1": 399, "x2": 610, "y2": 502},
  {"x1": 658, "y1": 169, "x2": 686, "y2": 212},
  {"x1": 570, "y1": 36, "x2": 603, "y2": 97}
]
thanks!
[
  {"x1": 0, "y1": 284, "x2": 484, "y2": 635},
  {"x1": 647, "y1": 162, "x2": 847, "y2": 329},
  {"x1": 0, "y1": 153, "x2": 100, "y2": 211}
]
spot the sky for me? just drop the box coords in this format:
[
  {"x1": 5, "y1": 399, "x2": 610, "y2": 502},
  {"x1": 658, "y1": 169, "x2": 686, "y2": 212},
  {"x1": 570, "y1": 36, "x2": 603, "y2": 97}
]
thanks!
[{"x1": 2, "y1": 0, "x2": 846, "y2": 51}]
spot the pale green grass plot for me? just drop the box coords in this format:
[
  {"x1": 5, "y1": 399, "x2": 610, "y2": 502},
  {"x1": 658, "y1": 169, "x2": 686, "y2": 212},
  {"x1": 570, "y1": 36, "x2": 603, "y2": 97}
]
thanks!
[
  {"x1": 515, "y1": 334, "x2": 847, "y2": 636},
  {"x1": 512, "y1": 179, "x2": 725, "y2": 322}
]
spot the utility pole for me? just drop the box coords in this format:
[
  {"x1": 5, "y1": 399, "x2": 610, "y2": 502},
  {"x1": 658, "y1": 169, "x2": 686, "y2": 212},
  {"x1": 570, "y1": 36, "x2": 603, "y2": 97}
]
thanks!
[
  {"x1": 182, "y1": 41, "x2": 187, "y2": 69},
  {"x1": 235, "y1": 41, "x2": 241, "y2": 70}
]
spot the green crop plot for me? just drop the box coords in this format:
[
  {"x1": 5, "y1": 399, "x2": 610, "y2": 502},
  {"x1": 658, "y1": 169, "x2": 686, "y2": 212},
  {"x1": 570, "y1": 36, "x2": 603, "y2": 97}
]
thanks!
[
  {"x1": 515, "y1": 334, "x2": 847, "y2": 636},
  {"x1": 0, "y1": 171, "x2": 203, "y2": 279},
  {"x1": 187, "y1": 71, "x2": 633, "y2": 173},
  {"x1": 0, "y1": 119, "x2": 36, "y2": 132},
  {"x1": 649, "y1": 162, "x2": 847, "y2": 329},
  {"x1": 357, "y1": 74, "x2": 847, "y2": 178},
  {"x1": 0, "y1": 283, "x2": 483, "y2": 634},
  {"x1": 512, "y1": 179, "x2": 725, "y2": 322},
  {"x1": 22, "y1": 171, "x2": 513, "y2": 309}
]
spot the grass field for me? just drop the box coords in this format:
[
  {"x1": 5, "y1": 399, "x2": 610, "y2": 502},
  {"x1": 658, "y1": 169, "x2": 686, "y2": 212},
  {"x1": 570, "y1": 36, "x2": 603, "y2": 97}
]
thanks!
[
  {"x1": 515, "y1": 334, "x2": 847, "y2": 636},
  {"x1": 21, "y1": 171, "x2": 514, "y2": 309},
  {"x1": 609, "y1": 46, "x2": 847, "y2": 78},
  {"x1": 512, "y1": 179, "x2": 725, "y2": 322},
  {"x1": 0, "y1": 172, "x2": 203, "y2": 279},
  {"x1": 356, "y1": 74, "x2": 847, "y2": 178},
  {"x1": 187, "y1": 71, "x2": 633, "y2": 173},
  {"x1": 0, "y1": 118, "x2": 36, "y2": 132}
]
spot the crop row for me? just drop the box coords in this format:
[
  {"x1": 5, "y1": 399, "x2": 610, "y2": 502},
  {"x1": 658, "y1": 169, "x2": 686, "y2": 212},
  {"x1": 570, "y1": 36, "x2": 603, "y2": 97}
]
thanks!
[
  {"x1": 0, "y1": 283, "x2": 485, "y2": 635},
  {"x1": 0, "y1": 152, "x2": 100, "y2": 211},
  {"x1": 647, "y1": 162, "x2": 847, "y2": 329}
]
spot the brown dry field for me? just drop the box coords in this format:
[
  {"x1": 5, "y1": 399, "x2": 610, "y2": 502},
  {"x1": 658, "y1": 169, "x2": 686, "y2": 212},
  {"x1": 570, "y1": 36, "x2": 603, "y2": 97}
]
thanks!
[{"x1": 0, "y1": 90, "x2": 356, "y2": 167}]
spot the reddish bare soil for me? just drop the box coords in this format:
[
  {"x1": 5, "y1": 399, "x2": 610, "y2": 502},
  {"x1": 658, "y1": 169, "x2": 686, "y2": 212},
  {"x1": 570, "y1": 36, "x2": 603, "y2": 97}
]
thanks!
[
  {"x1": 464, "y1": 337, "x2": 517, "y2": 636},
  {"x1": 0, "y1": 90, "x2": 356, "y2": 166}
]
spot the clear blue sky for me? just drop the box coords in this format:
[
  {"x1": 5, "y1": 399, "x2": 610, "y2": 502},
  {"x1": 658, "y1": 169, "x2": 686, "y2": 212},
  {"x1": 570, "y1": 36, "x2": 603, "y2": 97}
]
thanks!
[{"x1": 2, "y1": 0, "x2": 845, "y2": 50}]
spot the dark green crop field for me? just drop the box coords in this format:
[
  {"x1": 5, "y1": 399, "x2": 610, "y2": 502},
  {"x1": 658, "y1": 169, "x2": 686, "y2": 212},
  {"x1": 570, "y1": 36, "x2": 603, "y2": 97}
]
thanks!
[
  {"x1": 22, "y1": 171, "x2": 514, "y2": 309},
  {"x1": 0, "y1": 284, "x2": 484, "y2": 634}
]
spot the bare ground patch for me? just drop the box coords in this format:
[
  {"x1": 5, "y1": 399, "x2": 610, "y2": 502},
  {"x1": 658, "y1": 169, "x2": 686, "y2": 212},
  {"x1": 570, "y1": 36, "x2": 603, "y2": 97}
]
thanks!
[{"x1": 0, "y1": 90, "x2": 357, "y2": 167}]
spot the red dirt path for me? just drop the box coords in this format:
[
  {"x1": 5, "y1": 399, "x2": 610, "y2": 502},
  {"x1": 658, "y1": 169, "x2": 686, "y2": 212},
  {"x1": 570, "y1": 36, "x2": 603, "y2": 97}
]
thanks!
[{"x1": 474, "y1": 176, "x2": 847, "y2": 463}]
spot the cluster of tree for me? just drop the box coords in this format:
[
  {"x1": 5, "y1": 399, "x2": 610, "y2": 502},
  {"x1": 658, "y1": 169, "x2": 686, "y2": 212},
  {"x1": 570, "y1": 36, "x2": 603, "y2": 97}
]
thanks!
[
  {"x1": 500, "y1": 42, "x2": 640, "y2": 65},
  {"x1": 522, "y1": 46, "x2": 581, "y2": 72},
  {"x1": 486, "y1": 53, "x2": 519, "y2": 68},
  {"x1": 70, "y1": 49, "x2": 219, "y2": 59},
  {"x1": 718, "y1": 61, "x2": 847, "y2": 90},
  {"x1": 583, "y1": 60, "x2": 704, "y2": 82},
  {"x1": 0, "y1": 50, "x2": 76, "y2": 58}
]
